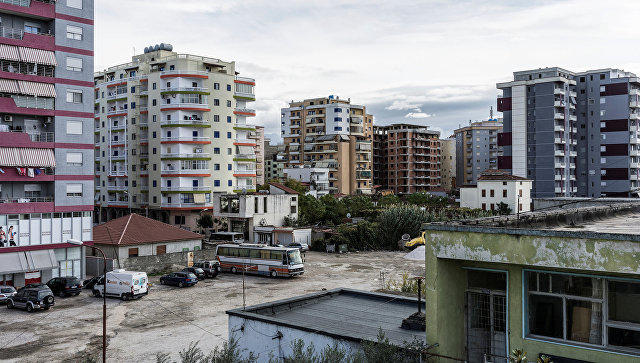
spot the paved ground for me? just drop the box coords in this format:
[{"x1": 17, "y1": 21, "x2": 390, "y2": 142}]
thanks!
[{"x1": 0, "y1": 251, "x2": 423, "y2": 362}]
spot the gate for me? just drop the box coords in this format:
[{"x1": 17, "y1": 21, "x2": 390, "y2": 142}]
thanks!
[{"x1": 466, "y1": 289, "x2": 507, "y2": 363}]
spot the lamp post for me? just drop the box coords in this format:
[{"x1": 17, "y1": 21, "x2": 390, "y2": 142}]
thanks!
[{"x1": 68, "y1": 239, "x2": 107, "y2": 363}]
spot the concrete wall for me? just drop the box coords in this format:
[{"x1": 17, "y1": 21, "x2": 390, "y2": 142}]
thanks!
[{"x1": 228, "y1": 315, "x2": 361, "y2": 361}]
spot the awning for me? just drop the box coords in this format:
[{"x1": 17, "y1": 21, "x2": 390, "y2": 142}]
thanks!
[
  {"x1": 18, "y1": 80, "x2": 56, "y2": 97},
  {"x1": 0, "y1": 44, "x2": 20, "y2": 62},
  {"x1": 19, "y1": 148, "x2": 56, "y2": 167},
  {"x1": 18, "y1": 47, "x2": 57, "y2": 66},
  {"x1": 0, "y1": 78, "x2": 19, "y2": 94},
  {"x1": 0, "y1": 147, "x2": 56, "y2": 167},
  {"x1": 0, "y1": 250, "x2": 57, "y2": 275}
]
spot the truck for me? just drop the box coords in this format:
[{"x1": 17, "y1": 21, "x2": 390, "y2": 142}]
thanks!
[{"x1": 92, "y1": 269, "x2": 149, "y2": 301}]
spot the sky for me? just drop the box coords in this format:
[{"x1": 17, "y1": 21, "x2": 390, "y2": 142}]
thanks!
[{"x1": 95, "y1": 0, "x2": 640, "y2": 143}]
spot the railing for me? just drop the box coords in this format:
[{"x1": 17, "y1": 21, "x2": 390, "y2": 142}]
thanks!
[
  {"x1": 28, "y1": 131, "x2": 54, "y2": 142},
  {"x1": 0, "y1": 60, "x2": 55, "y2": 77},
  {"x1": 162, "y1": 102, "x2": 208, "y2": 108},
  {"x1": 109, "y1": 170, "x2": 127, "y2": 176},
  {"x1": 107, "y1": 108, "x2": 127, "y2": 115},
  {"x1": 161, "y1": 119, "x2": 208, "y2": 126},
  {"x1": 161, "y1": 186, "x2": 210, "y2": 192},
  {"x1": 107, "y1": 185, "x2": 127, "y2": 191},
  {"x1": 161, "y1": 153, "x2": 210, "y2": 158},
  {"x1": 0, "y1": 0, "x2": 30, "y2": 6},
  {"x1": 0, "y1": 196, "x2": 53, "y2": 203},
  {"x1": 236, "y1": 76, "x2": 255, "y2": 83},
  {"x1": 0, "y1": 25, "x2": 23, "y2": 40},
  {"x1": 234, "y1": 169, "x2": 256, "y2": 174},
  {"x1": 161, "y1": 168, "x2": 208, "y2": 174},
  {"x1": 161, "y1": 136, "x2": 210, "y2": 142},
  {"x1": 160, "y1": 70, "x2": 210, "y2": 77},
  {"x1": 161, "y1": 87, "x2": 208, "y2": 93},
  {"x1": 11, "y1": 95, "x2": 54, "y2": 109},
  {"x1": 235, "y1": 107, "x2": 256, "y2": 114}
]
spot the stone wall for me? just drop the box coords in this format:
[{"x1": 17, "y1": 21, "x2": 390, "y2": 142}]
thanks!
[{"x1": 113, "y1": 249, "x2": 218, "y2": 274}]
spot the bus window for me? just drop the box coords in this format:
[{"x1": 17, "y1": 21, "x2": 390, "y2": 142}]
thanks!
[
  {"x1": 270, "y1": 251, "x2": 283, "y2": 261},
  {"x1": 260, "y1": 250, "x2": 270, "y2": 259},
  {"x1": 288, "y1": 250, "x2": 303, "y2": 265},
  {"x1": 228, "y1": 247, "x2": 237, "y2": 257},
  {"x1": 250, "y1": 249, "x2": 261, "y2": 259},
  {"x1": 238, "y1": 248, "x2": 250, "y2": 258},
  {"x1": 217, "y1": 247, "x2": 227, "y2": 256}
]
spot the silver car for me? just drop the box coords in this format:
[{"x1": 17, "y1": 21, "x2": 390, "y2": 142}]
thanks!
[{"x1": 0, "y1": 286, "x2": 17, "y2": 304}]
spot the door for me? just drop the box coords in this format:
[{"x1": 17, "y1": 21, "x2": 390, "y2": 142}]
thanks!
[{"x1": 466, "y1": 290, "x2": 507, "y2": 363}]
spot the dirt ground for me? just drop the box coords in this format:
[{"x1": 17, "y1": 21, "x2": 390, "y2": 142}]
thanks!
[{"x1": 0, "y1": 251, "x2": 424, "y2": 362}]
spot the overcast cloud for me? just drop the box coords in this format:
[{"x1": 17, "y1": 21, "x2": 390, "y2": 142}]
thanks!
[{"x1": 95, "y1": 0, "x2": 640, "y2": 142}]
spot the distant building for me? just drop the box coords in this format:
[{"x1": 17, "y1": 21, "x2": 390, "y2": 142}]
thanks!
[
  {"x1": 212, "y1": 183, "x2": 298, "y2": 243},
  {"x1": 253, "y1": 126, "x2": 265, "y2": 185},
  {"x1": 440, "y1": 137, "x2": 456, "y2": 192},
  {"x1": 284, "y1": 166, "x2": 330, "y2": 197},
  {"x1": 265, "y1": 142, "x2": 286, "y2": 181},
  {"x1": 227, "y1": 288, "x2": 426, "y2": 360},
  {"x1": 460, "y1": 170, "x2": 532, "y2": 213},
  {"x1": 281, "y1": 96, "x2": 373, "y2": 194},
  {"x1": 454, "y1": 119, "x2": 502, "y2": 186},
  {"x1": 424, "y1": 203, "x2": 640, "y2": 362},
  {"x1": 372, "y1": 124, "x2": 441, "y2": 194}
]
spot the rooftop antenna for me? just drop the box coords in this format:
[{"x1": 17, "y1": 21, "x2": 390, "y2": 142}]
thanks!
[{"x1": 489, "y1": 106, "x2": 494, "y2": 120}]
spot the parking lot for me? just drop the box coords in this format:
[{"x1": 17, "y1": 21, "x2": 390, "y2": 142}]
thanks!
[{"x1": 0, "y1": 251, "x2": 423, "y2": 362}]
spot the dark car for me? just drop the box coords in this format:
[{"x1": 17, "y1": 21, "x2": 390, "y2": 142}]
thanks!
[
  {"x1": 0, "y1": 286, "x2": 16, "y2": 304},
  {"x1": 192, "y1": 261, "x2": 220, "y2": 278},
  {"x1": 182, "y1": 267, "x2": 207, "y2": 280},
  {"x1": 83, "y1": 276, "x2": 101, "y2": 290},
  {"x1": 159, "y1": 272, "x2": 198, "y2": 287},
  {"x1": 7, "y1": 285, "x2": 55, "y2": 312},
  {"x1": 46, "y1": 277, "x2": 83, "y2": 297}
]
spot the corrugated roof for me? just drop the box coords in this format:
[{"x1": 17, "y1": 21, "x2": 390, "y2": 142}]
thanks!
[
  {"x1": 93, "y1": 214, "x2": 203, "y2": 246},
  {"x1": 477, "y1": 170, "x2": 529, "y2": 181}
]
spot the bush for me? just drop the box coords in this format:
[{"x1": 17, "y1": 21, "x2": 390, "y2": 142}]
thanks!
[
  {"x1": 376, "y1": 205, "x2": 431, "y2": 250},
  {"x1": 336, "y1": 221, "x2": 379, "y2": 251}
]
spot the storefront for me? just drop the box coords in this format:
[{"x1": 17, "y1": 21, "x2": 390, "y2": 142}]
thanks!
[{"x1": 0, "y1": 246, "x2": 83, "y2": 288}]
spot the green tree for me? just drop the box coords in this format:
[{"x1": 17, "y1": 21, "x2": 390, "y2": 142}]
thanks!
[
  {"x1": 336, "y1": 221, "x2": 379, "y2": 250},
  {"x1": 319, "y1": 194, "x2": 347, "y2": 225},
  {"x1": 376, "y1": 204, "x2": 431, "y2": 250},
  {"x1": 298, "y1": 194, "x2": 326, "y2": 226},
  {"x1": 283, "y1": 178, "x2": 308, "y2": 194},
  {"x1": 404, "y1": 192, "x2": 448, "y2": 208},
  {"x1": 497, "y1": 202, "x2": 512, "y2": 215},
  {"x1": 378, "y1": 194, "x2": 400, "y2": 207},
  {"x1": 341, "y1": 195, "x2": 375, "y2": 217},
  {"x1": 196, "y1": 214, "x2": 213, "y2": 232}
]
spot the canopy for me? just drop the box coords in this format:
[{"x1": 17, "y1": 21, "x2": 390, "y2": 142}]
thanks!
[
  {"x1": 18, "y1": 80, "x2": 56, "y2": 97},
  {"x1": 0, "y1": 44, "x2": 20, "y2": 62},
  {"x1": 0, "y1": 147, "x2": 56, "y2": 167},
  {"x1": 18, "y1": 46, "x2": 57, "y2": 66}
]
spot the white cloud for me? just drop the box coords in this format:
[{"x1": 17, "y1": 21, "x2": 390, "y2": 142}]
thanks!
[
  {"x1": 385, "y1": 100, "x2": 421, "y2": 111},
  {"x1": 405, "y1": 112, "x2": 434, "y2": 119}
]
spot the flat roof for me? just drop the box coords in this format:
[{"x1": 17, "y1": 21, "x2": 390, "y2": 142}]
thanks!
[
  {"x1": 552, "y1": 212, "x2": 640, "y2": 235},
  {"x1": 226, "y1": 288, "x2": 426, "y2": 346}
]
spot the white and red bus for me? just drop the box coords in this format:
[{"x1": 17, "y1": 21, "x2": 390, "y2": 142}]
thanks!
[{"x1": 215, "y1": 244, "x2": 304, "y2": 277}]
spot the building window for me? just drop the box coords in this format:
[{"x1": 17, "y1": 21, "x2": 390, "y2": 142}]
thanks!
[
  {"x1": 290, "y1": 205, "x2": 297, "y2": 214},
  {"x1": 214, "y1": 148, "x2": 220, "y2": 154},
  {"x1": 255, "y1": 198, "x2": 259, "y2": 213},
  {"x1": 66, "y1": 184, "x2": 82, "y2": 197},
  {"x1": 214, "y1": 164, "x2": 220, "y2": 170},
  {"x1": 66, "y1": 152, "x2": 83, "y2": 165},
  {"x1": 502, "y1": 190, "x2": 507, "y2": 198},
  {"x1": 66, "y1": 120, "x2": 83, "y2": 134},
  {"x1": 263, "y1": 196, "x2": 268, "y2": 213},
  {"x1": 214, "y1": 83, "x2": 220, "y2": 90},
  {"x1": 66, "y1": 57, "x2": 83, "y2": 72},
  {"x1": 481, "y1": 189, "x2": 486, "y2": 197},
  {"x1": 66, "y1": 89, "x2": 83, "y2": 103},
  {"x1": 214, "y1": 99, "x2": 220, "y2": 106},
  {"x1": 214, "y1": 131, "x2": 220, "y2": 138},
  {"x1": 490, "y1": 190, "x2": 495, "y2": 197},
  {"x1": 227, "y1": 116, "x2": 232, "y2": 123},
  {"x1": 214, "y1": 180, "x2": 220, "y2": 187},
  {"x1": 128, "y1": 248, "x2": 139, "y2": 257},
  {"x1": 66, "y1": 25, "x2": 82, "y2": 40},
  {"x1": 214, "y1": 115, "x2": 219, "y2": 122},
  {"x1": 226, "y1": 100, "x2": 232, "y2": 107},
  {"x1": 227, "y1": 84, "x2": 231, "y2": 91},
  {"x1": 227, "y1": 132, "x2": 231, "y2": 139}
]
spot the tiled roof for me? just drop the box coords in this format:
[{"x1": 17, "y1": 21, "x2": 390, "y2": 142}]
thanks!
[
  {"x1": 93, "y1": 214, "x2": 203, "y2": 246},
  {"x1": 269, "y1": 182, "x2": 299, "y2": 194},
  {"x1": 478, "y1": 170, "x2": 530, "y2": 181}
]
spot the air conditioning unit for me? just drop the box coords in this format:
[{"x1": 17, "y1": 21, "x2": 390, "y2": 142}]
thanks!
[
  {"x1": 4, "y1": 115, "x2": 12, "y2": 122},
  {"x1": 44, "y1": 117, "x2": 53, "y2": 124}
]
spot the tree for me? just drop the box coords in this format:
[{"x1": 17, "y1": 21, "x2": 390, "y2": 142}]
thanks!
[
  {"x1": 196, "y1": 214, "x2": 213, "y2": 232},
  {"x1": 496, "y1": 202, "x2": 512, "y2": 215},
  {"x1": 378, "y1": 194, "x2": 400, "y2": 207},
  {"x1": 283, "y1": 178, "x2": 307, "y2": 194},
  {"x1": 336, "y1": 221, "x2": 379, "y2": 250},
  {"x1": 298, "y1": 194, "x2": 326, "y2": 226},
  {"x1": 376, "y1": 204, "x2": 431, "y2": 250},
  {"x1": 341, "y1": 195, "x2": 375, "y2": 217},
  {"x1": 319, "y1": 194, "x2": 347, "y2": 225}
]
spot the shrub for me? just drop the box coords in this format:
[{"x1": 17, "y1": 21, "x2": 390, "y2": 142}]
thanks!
[{"x1": 376, "y1": 205, "x2": 431, "y2": 250}]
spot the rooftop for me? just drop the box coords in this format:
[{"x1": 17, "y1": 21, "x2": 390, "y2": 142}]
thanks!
[
  {"x1": 93, "y1": 214, "x2": 202, "y2": 246},
  {"x1": 226, "y1": 288, "x2": 426, "y2": 346},
  {"x1": 477, "y1": 170, "x2": 529, "y2": 181}
]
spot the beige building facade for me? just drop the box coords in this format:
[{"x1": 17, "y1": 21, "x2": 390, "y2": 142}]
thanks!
[{"x1": 440, "y1": 137, "x2": 456, "y2": 192}]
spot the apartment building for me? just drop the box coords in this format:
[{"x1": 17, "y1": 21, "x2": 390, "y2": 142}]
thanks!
[
  {"x1": 281, "y1": 95, "x2": 373, "y2": 194},
  {"x1": 0, "y1": 0, "x2": 94, "y2": 287},
  {"x1": 372, "y1": 125, "x2": 388, "y2": 190},
  {"x1": 440, "y1": 137, "x2": 456, "y2": 192},
  {"x1": 372, "y1": 124, "x2": 441, "y2": 194},
  {"x1": 284, "y1": 166, "x2": 330, "y2": 197},
  {"x1": 253, "y1": 125, "x2": 265, "y2": 185},
  {"x1": 498, "y1": 67, "x2": 640, "y2": 198},
  {"x1": 94, "y1": 45, "x2": 257, "y2": 230},
  {"x1": 454, "y1": 119, "x2": 502, "y2": 186},
  {"x1": 265, "y1": 142, "x2": 286, "y2": 181}
]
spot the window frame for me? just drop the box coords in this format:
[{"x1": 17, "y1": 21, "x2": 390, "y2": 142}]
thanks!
[
  {"x1": 66, "y1": 25, "x2": 82, "y2": 40},
  {"x1": 524, "y1": 269, "x2": 640, "y2": 356},
  {"x1": 66, "y1": 56, "x2": 83, "y2": 72}
]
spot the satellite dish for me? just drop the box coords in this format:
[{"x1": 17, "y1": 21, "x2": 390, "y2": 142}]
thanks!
[
  {"x1": 260, "y1": 218, "x2": 267, "y2": 226},
  {"x1": 401, "y1": 234, "x2": 411, "y2": 241},
  {"x1": 346, "y1": 213, "x2": 351, "y2": 218}
]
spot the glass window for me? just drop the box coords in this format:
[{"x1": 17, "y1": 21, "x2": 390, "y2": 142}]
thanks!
[
  {"x1": 66, "y1": 57, "x2": 83, "y2": 72},
  {"x1": 67, "y1": 0, "x2": 82, "y2": 9},
  {"x1": 66, "y1": 89, "x2": 83, "y2": 103},
  {"x1": 66, "y1": 25, "x2": 82, "y2": 40}
]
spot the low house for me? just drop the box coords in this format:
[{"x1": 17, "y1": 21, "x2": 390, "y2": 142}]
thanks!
[
  {"x1": 213, "y1": 183, "x2": 299, "y2": 243},
  {"x1": 460, "y1": 169, "x2": 532, "y2": 213},
  {"x1": 92, "y1": 214, "x2": 203, "y2": 272},
  {"x1": 226, "y1": 288, "x2": 426, "y2": 360},
  {"x1": 423, "y1": 203, "x2": 640, "y2": 362}
]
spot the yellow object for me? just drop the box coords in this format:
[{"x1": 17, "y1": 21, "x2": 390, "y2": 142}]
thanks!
[{"x1": 405, "y1": 231, "x2": 425, "y2": 248}]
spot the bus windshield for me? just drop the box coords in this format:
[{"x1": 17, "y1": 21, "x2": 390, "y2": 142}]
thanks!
[{"x1": 287, "y1": 250, "x2": 303, "y2": 265}]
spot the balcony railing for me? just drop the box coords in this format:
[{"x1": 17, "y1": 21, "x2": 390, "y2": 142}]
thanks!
[
  {"x1": 0, "y1": 25, "x2": 23, "y2": 40},
  {"x1": 235, "y1": 108, "x2": 256, "y2": 115},
  {"x1": 161, "y1": 186, "x2": 210, "y2": 192},
  {"x1": 161, "y1": 87, "x2": 209, "y2": 93},
  {"x1": 161, "y1": 136, "x2": 210, "y2": 142},
  {"x1": 161, "y1": 119, "x2": 208, "y2": 126},
  {"x1": 161, "y1": 153, "x2": 210, "y2": 158},
  {"x1": 11, "y1": 95, "x2": 54, "y2": 109},
  {"x1": 0, "y1": 60, "x2": 55, "y2": 77},
  {"x1": 234, "y1": 169, "x2": 256, "y2": 175},
  {"x1": 161, "y1": 168, "x2": 208, "y2": 174},
  {"x1": 0, "y1": 196, "x2": 53, "y2": 203}
]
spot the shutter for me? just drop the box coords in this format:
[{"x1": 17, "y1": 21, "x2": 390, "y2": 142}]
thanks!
[
  {"x1": 66, "y1": 152, "x2": 83, "y2": 164},
  {"x1": 66, "y1": 121, "x2": 83, "y2": 135},
  {"x1": 66, "y1": 184, "x2": 82, "y2": 194}
]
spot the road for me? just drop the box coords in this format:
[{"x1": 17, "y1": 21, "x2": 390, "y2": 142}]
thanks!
[{"x1": 0, "y1": 251, "x2": 424, "y2": 362}]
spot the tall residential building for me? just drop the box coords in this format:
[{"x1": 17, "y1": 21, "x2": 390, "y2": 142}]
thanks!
[
  {"x1": 265, "y1": 142, "x2": 286, "y2": 181},
  {"x1": 372, "y1": 126, "x2": 388, "y2": 189},
  {"x1": 281, "y1": 96, "x2": 373, "y2": 194},
  {"x1": 0, "y1": 0, "x2": 94, "y2": 287},
  {"x1": 253, "y1": 125, "x2": 265, "y2": 185},
  {"x1": 454, "y1": 119, "x2": 502, "y2": 186},
  {"x1": 440, "y1": 137, "x2": 456, "y2": 192},
  {"x1": 498, "y1": 67, "x2": 640, "y2": 198},
  {"x1": 372, "y1": 124, "x2": 441, "y2": 194},
  {"x1": 94, "y1": 45, "x2": 257, "y2": 230}
]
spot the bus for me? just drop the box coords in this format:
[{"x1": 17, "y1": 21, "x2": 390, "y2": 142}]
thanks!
[
  {"x1": 215, "y1": 244, "x2": 304, "y2": 277},
  {"x1": 208, "y1": 231, "x2": 245, "y2": 244}
]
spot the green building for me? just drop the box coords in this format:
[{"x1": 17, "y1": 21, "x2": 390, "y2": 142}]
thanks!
[{"x1": 423, "y1": 203, "x2": 640, "y2": 362}]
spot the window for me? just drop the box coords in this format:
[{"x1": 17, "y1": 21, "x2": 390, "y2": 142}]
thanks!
[
  {"x1": 255, "y1": 198, "x2": 259, "y2": 213},
  {"x1": 66, "y1": 25, "x2": 82, "y2": 40},
  {"x1": 226, "y1": 100, "x2": 232, "y2": 107},
  {"x1": 174, "y1": 216, "x2": 186, "y2": 225},
  {"x1": 66, "y1": 184, "x2": 82, "y2": 197},
  {"x1": 214, "y1": 164, "x2": 220, "y2": 171},
  {"x1": 490, "y1": 190, "x2": 495, "y2": 197},
  {"x1": 214, "y1": 115, "x2": 219, "y2": 122},
  {"x1": 263, "y1": 196, "x2": 268, "y2": 213},
  {"x1": 228, "y1": 164, "x2": 232, "y2": 170},
  {"x1": 525, "y1": 270, "x2": 640, "y2": 353},
  {"x1": 66, "y1": 120, "x2": 83, "y2": 134},
  {"x1": 214, "y1": 148, "x2": 220, "y2": 154},
  {"x1": 481, "y1": 189, "x2": 486, "y2": 197},
  {"x1": 24, "y1": 23, "x2": 41, "y2": 34},
  {"x1": 214, "y1": 131, "x2": 220, "y2": 138},
  {"x1": 228, "y1": 180, "x2": 232, "y2": 187},
  {"x1": 66, "y1": 152, "x2": 83, "y2": 165},
  {"x1": 128, "y1": 248, "x2": 139, "y2": 257},
  {"x1": 227, "y1": 132, "x2": 231, "y2": 139},
  {"x1": 227, "y1": 84, "x2": 231, "y2": 91},
  {"x1": 227, "y1": 116, "x2": 232, "y2": 123},
  {"x1": 66, "y1": 57, "x2": 83, "y2": 72},
  {"x1": 214, "y1": 83, "x2": 220, "y2": 90},
  {"x1": 214, "y1": 180, "x2": 220, "y2": 187},
  {"x1": 502, "y1": 190, "x2": 507, "y2": 198},
  {"x1": 214, "y1": 99, "x2": 220, "y2": 106},
  {"x1": 291, "y1": 205, "x2": 297, "y2": 214},
  {"x1": 66, "y1": 89, "x2": 83, "y2": 103}
]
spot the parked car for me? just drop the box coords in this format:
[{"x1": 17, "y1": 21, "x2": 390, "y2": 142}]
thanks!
[
  {"x1": 288, "y1": 242, "x2": 309, "y2": 252},
  {"x1": 93, "y1": 270, "x2": 149, "y2": 300},
  {"x1": 47, "y1": 277, "x2": 82, "y2": 297},
  {"x1": 159, "y1": 272, "x2": 198, "y2": 287},
  {"x1": 193, "y1": 261, "x2": 220, "y2": 278},
  {"x1": 182, "y1": 267, "x2": 207, "y2": 280},
  {"x1": 6, "y1": 285, "x2": 55, "y2": 312},
  {"x1": 0, "y1": 286, "x2": 16, "y2": 304},
  {"x1": 83, "y1": 276, "x2": 101, "y2": 290}
]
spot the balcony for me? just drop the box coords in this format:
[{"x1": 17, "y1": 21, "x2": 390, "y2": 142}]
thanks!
[
  {"x1": 161, "y1": 202, "x2": 213, "y2": 208},
  {"x1": 107, "y1": 185, "x2": 127, "y2": 191},
  {"x1": 554, "y1": 88, "x2": 565, "y2": 95},
  {"x1": 554, "y1": 125, "x2": 565, "y2": 132},
  {"x1": 554, "y1": 187, "x2": 563, "y2": 194},
  {"x1": 160, "y1": 136, "x2": 211, "y2": 143},
  {"x1": 161, "y1": 168, "x2": 209, "y2": 175},
  {"x1": 160, "y1": 70, "x2": 210, "y2": 79},
  {"x1": 161, "y1": 186, "x2": 211, "y2": 192},
  {"x1": 234, "y1": 169, "x2": 257, "y2": 176},
  {"x1": 554, "y1": 100, "x2": 565, "y2": 107},
  {"x1": 160, "y1": 102, "x2": 209, "y2": 110},
  {"x1": 161, "y1": 86, "x2": 209, "y2": 94},
  {"x1": 161, "y1": 152, "x2": 210, "y2": 159},
  {"x1": 10, "y1": 95, "x2": 54, "y2": 110},
  {"x1": 160, "y1": 119, "x2": 210, "y2": 127},
  {"x1": 554, "y1": 149, "x2": 564, "y2": 156},
  {"x1": 554, "y1": 112, "x2": 565, "y2": 120},
  {"x1": 234, "y1": 108, "x2": 256, "y2": 116},
  {"x1": 631, "y1": 101, "x2": 640, "y2": 108}
]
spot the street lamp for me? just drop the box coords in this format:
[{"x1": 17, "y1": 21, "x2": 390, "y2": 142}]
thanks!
[{"x1": 68, "y1": 239, "x2": 107, "y2": 363}]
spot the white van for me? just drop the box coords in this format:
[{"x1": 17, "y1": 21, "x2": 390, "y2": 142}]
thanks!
[{"x1": 93, "y1": 269, "x2": 149, "y2": 300}]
